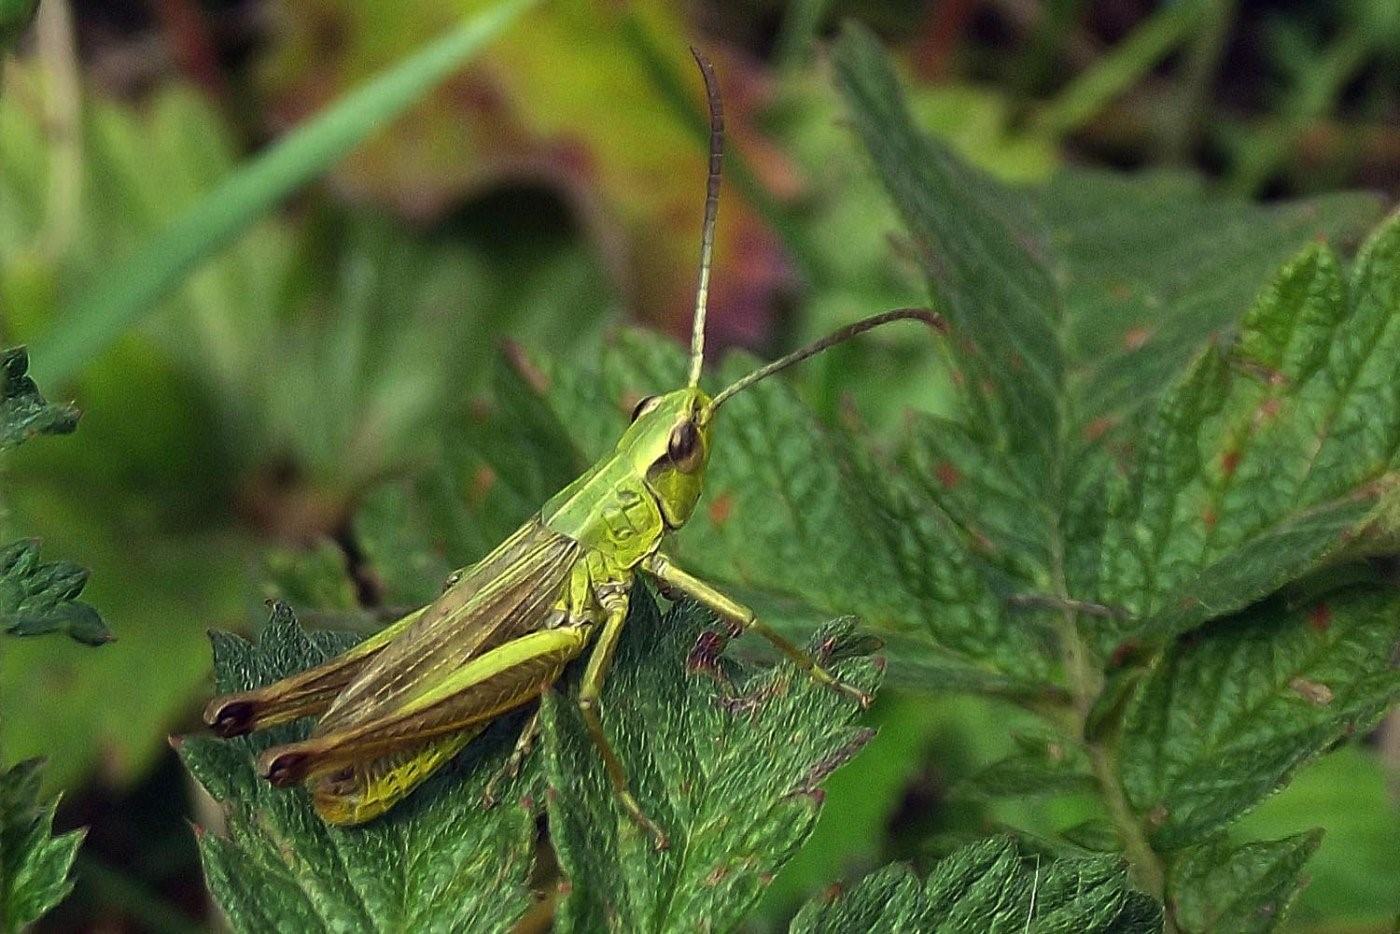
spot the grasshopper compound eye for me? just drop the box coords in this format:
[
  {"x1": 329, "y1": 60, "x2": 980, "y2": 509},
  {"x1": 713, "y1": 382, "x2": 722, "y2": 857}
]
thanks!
[{"x1": 667, "y1": 421, "x2": 702, "y2": 472}]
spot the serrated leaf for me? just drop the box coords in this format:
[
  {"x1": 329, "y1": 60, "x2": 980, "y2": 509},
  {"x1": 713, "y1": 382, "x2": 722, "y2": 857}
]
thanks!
[
  {"x1": 0, "y1": 347, "x2": 77, "y2": 452},
  {"x1": 1167, "y1": 831, "x2": 1320, "y2": 934},
  {"x1": 0, "y1": 758, "x2": 84, "y2": 931},
  {"x1": 790, "y1": 836, "x2": 1162, "y2": 933},
  {"x1": 541, "y1": 588, "x2": 880, "y2": 933},
  {"x1": 178, "y1": 603, "x2": 537, "y2": 934},
  {"x1": 833, "y1": 25, "x2": 1380, "y2": 485},
  {"x1": 1119, "y1": 588, "x2": 1400, "y2": 849},
  {"x1": 1098, "y1": 216, "x2": 1400, "y2": 644},
  {"x1": 828, "y1": 23, "x2": 1385, "y2": 667},
  {"x1": 960, "y1": 733, "x2": 1096, "y2": 800},
  {"x1": 0, "y1": 539, "x2": 111, "y2": 646}
]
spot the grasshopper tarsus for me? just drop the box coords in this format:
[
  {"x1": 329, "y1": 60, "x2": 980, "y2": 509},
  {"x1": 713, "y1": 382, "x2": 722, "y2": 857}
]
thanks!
[
  {"x1": 259, "y1": 748, "x2": 311, "y2": 787},
  {"x1": 204, "y1": 698, "x2": 256, "y2": 738}
]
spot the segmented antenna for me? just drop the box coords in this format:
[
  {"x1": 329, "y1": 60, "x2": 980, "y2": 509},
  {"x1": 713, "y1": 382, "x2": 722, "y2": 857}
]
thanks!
[
  {"x1": 688, "y1": 46, "x2": 724, "y2": 388},
  {"x1": 709, "y1": 308, "x2": 947, "y2": 410}
]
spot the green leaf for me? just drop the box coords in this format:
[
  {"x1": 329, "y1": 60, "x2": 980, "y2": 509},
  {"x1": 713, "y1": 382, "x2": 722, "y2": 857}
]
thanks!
[
  {"x1": 1167, "y1": 831, "x2": 1321, "y2": 934},
  {"x1": 1098, "y1": 215, "x2": 1400, "y2": 644},
  {"x1": 829, "y1": 22, "x2": 1384, "y2": 661},
  {"x1": 960, "y1": 731, "x2": 1096, "y2": 799},
  {"x1": 0, "y1": 758, "x2": 84, "y2": 931},
  {"x1": 789, "y1": 837, "x2": 1161, "y2": 933},
  {"x1": 1118, "y1": 587, "x2": 1400, "y2": 850},
  {"x1": 0, "y1": 539, "x2": 111, "y2": 645},
  {"x1": 0, "y1": 348, "x2": 110, "y2": 646},
  {"x1": 541, "y1": 588, "x2": 881, "y2": 933},
  {"x1": 0, "y1": 347, "x2": 77, "y2": 451},
  {"x1": 1235, "y1": 745, "x2": 1400, "y2": 923},
  {"x1": 177, "y1": 603, "x2": 537, "y2": 933},
  {"x1": 27, "y1": 0, "x2": 539, "y2": 385}
]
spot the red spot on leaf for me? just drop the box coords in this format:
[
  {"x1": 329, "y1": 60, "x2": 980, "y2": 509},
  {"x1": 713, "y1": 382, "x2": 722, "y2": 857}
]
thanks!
[
  {"x1": 1221, "y1": 450, "x2": 1241, "y2": 477},
  {"x1": 1122, "y1": 326, "x2": 1152, "y2": 350},
  {"x1": 935, "y1": 460, "x2": 960, "y2": 489},
  {"x1": 1083, "y1": 416, "x2": 1116, "y2": 443},
  {"x1": 1202, "y1": 507, "x2": 1217, "y2": 530},
  {"x1": 1109, "y1": 639, "x2": 1140, "y2": 668},
  {"x1": 1109, "y1": 282, "x2": 1133, "y2": 301},
  {"x1": 708, "y1": 491, "x2": 734, "y2": 526},
  {"x1": 469, "y1": 466, "x2": 496, "y2": 505},
  {"x1": 1254, "y1": 397, "x2": 1282, "y2": 426},
  {"x1": 1308, "y1": 602, "x2": 1331, "y2": 632}
]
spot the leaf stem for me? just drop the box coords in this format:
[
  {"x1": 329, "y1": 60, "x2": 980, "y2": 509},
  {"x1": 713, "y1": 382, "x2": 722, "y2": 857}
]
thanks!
[
  {"x1": 1048, "y1": 540, "x2": 1172, "y2": 924},
  {"x1": 1051, "y1": 609, "x2": 1170, "y2": 921}
]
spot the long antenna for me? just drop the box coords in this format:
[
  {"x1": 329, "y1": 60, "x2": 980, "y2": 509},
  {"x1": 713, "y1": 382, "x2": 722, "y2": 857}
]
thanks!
[
  {"x1": 708, "y1": 308, "x2": 946, "y2": 410},
  {"x1": 688, "y1": 46, "x2": 724, "y2": 388}
]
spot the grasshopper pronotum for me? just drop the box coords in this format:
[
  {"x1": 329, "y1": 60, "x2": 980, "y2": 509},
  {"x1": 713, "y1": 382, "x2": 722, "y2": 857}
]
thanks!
[{"x1": 203, "y1": 48, "x2": 943, "y2": 849}]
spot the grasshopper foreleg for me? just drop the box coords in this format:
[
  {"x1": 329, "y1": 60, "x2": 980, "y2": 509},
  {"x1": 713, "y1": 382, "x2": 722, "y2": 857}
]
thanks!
[
  {"x1": 642, "y1": 553, "x2": 873, "y2": 709},
  {"x1": 578, "y1": 590, "x2": 670, "y2": 850}
]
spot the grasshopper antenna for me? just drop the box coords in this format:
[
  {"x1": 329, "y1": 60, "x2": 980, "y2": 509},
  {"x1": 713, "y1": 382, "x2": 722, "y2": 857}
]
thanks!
[
  {"x1": 709, "y1": 308, "x2": 947, "y2": 410},
  {"x1": 688, "y1": 46, "x2": 723, "y2": 389}
]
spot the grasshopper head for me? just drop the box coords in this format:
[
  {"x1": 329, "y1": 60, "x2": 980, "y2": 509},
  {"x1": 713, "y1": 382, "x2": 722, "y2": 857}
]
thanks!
[{"x1": 623, "y1": 386, "x2": 714, "y2": 528}]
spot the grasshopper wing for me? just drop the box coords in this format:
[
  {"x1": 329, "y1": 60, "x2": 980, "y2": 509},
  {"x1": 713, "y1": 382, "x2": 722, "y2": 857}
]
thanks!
[{"x1": 258, "y1": 517, "x2": 587, "y2": 789}]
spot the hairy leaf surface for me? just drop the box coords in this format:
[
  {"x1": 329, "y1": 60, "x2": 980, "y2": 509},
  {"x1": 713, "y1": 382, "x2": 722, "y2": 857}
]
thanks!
[
  {"x1": 542, "y1": 589, "x2": 880, "y2": 933},
  {"x1": 179, "y1": 604, "x2": 538, "y2": 934},
  {"x1": 0, "y1": 759, "x2": 83, "y2": 932},
  {"x1": 789, "y1": 837, "x2": 1160, "y2": 933}
]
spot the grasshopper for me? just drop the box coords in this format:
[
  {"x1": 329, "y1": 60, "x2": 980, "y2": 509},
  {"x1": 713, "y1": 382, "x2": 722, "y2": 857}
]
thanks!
[{"x1": 203, "y1": 48, "x2": 943, "y2": 848}]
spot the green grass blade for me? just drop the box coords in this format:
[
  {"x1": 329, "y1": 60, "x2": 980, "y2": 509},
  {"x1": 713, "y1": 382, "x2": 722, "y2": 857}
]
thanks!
[{"x1": 29, "y1": 0, "x2": 538, "y2": 386}]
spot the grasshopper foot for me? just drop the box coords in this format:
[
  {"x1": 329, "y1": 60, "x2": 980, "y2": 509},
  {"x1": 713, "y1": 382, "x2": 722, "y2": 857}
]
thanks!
[
  {"x1": 835, "y1": 681, "x2": 874, "y2": 710},
  {"x1": 618, "y1": 792, "x2": 669, "y2": 850}
]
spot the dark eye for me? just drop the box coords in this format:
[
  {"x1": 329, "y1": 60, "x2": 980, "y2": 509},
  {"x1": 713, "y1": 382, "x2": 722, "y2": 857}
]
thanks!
[
  {"x1": 630, "y1": 395, "x2": 659, "y2": 423},
  {"x1": 668, "y1": 420, "x2": 701, "y2": 469}
]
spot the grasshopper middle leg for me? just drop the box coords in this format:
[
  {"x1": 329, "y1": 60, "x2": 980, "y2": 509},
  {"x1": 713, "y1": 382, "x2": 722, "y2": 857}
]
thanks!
[
  {"x1": 642, "y1": 553, "x2": 873, "y2": 709},
  {"x1": 577, "y1": 591, "x2": 670, "y2": 850}
]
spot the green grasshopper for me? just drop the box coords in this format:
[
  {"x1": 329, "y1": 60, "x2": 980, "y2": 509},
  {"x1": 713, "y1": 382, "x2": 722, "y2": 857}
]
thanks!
[{"x1": 203, "y1": 48, "x2": 942, "y2": 848}]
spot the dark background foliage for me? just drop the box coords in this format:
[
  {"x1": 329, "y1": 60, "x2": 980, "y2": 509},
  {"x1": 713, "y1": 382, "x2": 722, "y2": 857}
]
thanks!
[{"x1": 0, "y1": 1, "x2": 1397, "y2": 931}]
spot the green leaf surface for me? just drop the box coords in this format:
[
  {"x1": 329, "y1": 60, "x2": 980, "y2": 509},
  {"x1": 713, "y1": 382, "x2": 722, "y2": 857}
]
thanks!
[
  {"x1": 541, "y1": 588, "x2": 880, "y2": 933},
  {"x1": 0, "y1": 758, "x2": 83, "y2": 932},
  {"x1": 28, "y1": 0, "x2": 538, "y2": 385},
  {"x1": 1098, "y1": 215, "x2": 1400, "y2": 644},
  {"x1": 0, "y1": 538, "x2": 110, "y2": 645},
  {"x1": 1118, "y1": 587, "x2": 1400, "y2": 849},
  {"x1": 0, "y1": 347, "x2": 76, "y2": 451},
  {"x1": 789, "y1": 837, "x2": 1161, "y2": 933},
  {"x1": 1235, "y1": 745, "x2": 1400, "y2": 923},
  {"x1": 830, "y1": 24, "x2": 1388, "y2": 669},
  {"x1": 178, "y1": 603, "x2": 538, "y2": 934},
  {"x1": 1166, "y1": 831, "x2": 1320, "y2": 934},
  {"x1": 960, "y1": 731, "x2": 1096, "y2": 800}
]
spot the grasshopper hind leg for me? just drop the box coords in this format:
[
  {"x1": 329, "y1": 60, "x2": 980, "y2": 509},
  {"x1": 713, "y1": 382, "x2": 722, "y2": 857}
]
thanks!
[{"x1": 311, "y1": 730, "x2": 479, "y2": 825}]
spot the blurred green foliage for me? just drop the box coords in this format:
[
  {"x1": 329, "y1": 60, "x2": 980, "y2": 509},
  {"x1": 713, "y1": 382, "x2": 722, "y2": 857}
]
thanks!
[{"x1": 0, "y1": 0, "x2": 1397, "y2": 930}]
